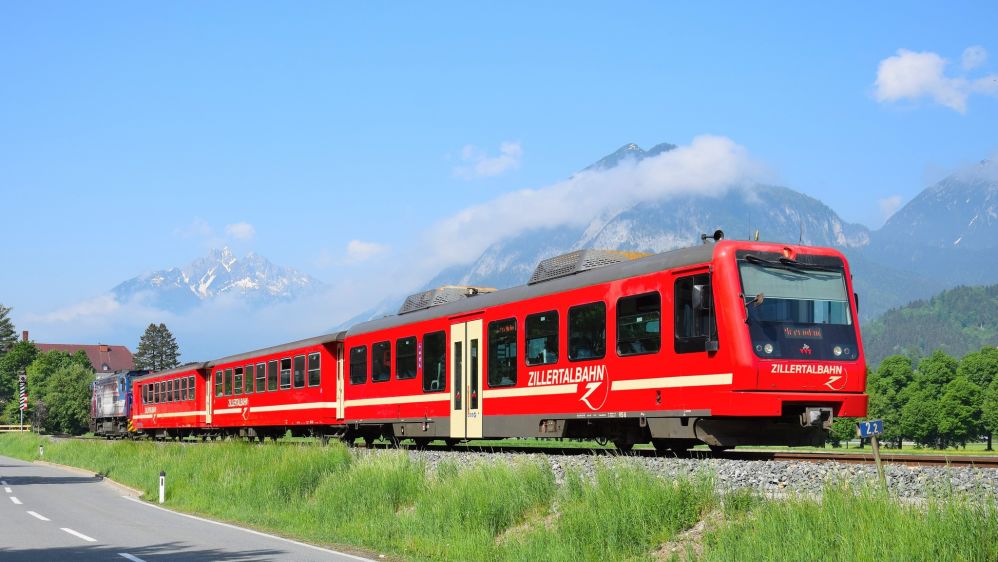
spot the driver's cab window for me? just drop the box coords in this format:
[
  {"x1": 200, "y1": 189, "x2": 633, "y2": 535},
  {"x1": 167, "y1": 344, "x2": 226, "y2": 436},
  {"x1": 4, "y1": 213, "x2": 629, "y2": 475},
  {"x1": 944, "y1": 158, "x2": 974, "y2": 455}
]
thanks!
[{"x1": 675, "y1": 273, "x2": 715, "y2": 353}]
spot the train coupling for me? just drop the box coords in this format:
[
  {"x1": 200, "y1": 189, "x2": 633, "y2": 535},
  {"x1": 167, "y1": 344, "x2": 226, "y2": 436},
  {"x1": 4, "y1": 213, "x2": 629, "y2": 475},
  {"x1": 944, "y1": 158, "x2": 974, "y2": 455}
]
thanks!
[{"x1": 802, "y1": 407, "x2": 833, "y2": 430}]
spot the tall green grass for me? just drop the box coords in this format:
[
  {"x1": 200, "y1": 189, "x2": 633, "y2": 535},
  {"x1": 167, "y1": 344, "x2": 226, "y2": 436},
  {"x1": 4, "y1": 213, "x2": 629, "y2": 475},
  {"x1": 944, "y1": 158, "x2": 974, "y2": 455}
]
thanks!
[
  {"x1": 702, "y1": 484, "x2": 998, "y2": 562},
  {"x1": 8, "y1": 433, "x2": 993, "y2": 561}
]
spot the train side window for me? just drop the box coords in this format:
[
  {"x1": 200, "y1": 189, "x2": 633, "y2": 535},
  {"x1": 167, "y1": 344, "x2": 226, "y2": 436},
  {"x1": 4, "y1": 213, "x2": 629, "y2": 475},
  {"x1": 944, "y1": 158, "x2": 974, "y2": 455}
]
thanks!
[
  {"x1": 179, "y1": 377, "x2": 187, "y2": 401},
  {"x1": 245, "y1": 365, "x2": 255, "y2": 394},
  {"x1": 293, "y1": 355, "x2": 306, "y2": 388},
  {"x1": 234, "y1": 368, "x2": 244, "y2": 395},
  {"x1": 169, "y1": 380, "x2": 176, "y2": 402},
  {"x1": 488, "y1": 318, "x2": 517, "y2": 387},
  {"x1": 215, "y1": 371, "x2": 224, "y2": 397},
  {"x1": 267, "y1": 360, "x2": 279, "y2": 391},
  {"x1": 569, "y1": 302, "x2": 606, "y2": 361},
  {"x1": 675, "y1": 274, "x2": 716, "y2": 354},
  {"x1": 350, "y1": 346, "x2": 368, "y2": 385},
  {"x1": 280, "y1": 358, "x2": 292, "y2": 390},
  {"x1": 396, "y1": 337, "x2": 417, "y2": 380},
  {"x1": 422, "y1": 331, "x2": 446, "y2": 392},
  {"x1": 142, "y1": 384, "x2": 147, "y2": 404},
  {"x1": 372, "y1": 341, "x2": 391, "y2": 382},
  {"x1": 307, "y1": 353, "x2": 321, "y2": 387},
  {"x1": 224, "y1": 368, "x2": 233, "y2": 396},
  {"x1": 175, "y1": 379, "x2": 182, "y2": 401},
  {"x1": 188, "y1": 375, "x2": 195, "y2": 400},
  {"x1": 525, "y1": 311, "x2": 559, "y2": 366},
  {"x1": 152, "y1": 383, "x2": 156, "y2": 404},
  {"x1": 617, "y1": 292, "x2": 661, "y2": 356},
  {"x1": 158, "y1": 382, "x2": 165, "y2": 403},
  {"x1": 256, "y1": 363, "x2": 267, "y2": 391}
]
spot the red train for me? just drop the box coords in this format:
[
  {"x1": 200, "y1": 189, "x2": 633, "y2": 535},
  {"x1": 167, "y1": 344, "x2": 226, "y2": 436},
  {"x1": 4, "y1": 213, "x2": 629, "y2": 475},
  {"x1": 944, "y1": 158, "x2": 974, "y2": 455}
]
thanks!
[{"x1": 127, "y1": 236, "x2": 868, "y2": 452}]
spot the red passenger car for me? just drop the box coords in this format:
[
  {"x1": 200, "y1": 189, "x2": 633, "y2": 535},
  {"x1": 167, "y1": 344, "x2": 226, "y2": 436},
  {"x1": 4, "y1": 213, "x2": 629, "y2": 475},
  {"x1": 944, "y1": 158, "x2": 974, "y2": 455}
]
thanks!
[{"x1": 131, "y1": 364, "x2": 208, "y2": 438}]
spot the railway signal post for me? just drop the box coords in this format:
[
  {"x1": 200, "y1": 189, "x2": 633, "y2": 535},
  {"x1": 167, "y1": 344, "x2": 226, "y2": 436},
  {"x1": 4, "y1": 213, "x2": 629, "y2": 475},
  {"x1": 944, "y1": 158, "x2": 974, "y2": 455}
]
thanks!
[{"x1": 857, "y1": 419, "x2": 886, "y2": 491}]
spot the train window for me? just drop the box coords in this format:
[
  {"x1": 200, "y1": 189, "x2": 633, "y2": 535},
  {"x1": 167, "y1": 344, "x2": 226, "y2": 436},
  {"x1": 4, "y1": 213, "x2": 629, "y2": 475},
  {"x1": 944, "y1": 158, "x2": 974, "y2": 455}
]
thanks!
[
  {"x1": 151, "y1": 383, "x2": 156, "y2": 403},
  {"x1": 188, "y1": 375, "x2": 195, "y2": 400},
  {"x1": 307, "y1": 353, "x2": 320, "y2": 386},
  {"x1": 280, "y1": 358, "x2": 292, "y2": 390},
  {"x1": 617, "y1": 292, "x2": 661, "y2": 356},
  {"x1": 234, "y1": 368, "x2": 243, "y2": 395},
  {"x1": 422, "y1": 331, "x2": 446, "y2": 392},
  {"x1": 488, "y1": 318, "x2": 517, "y2": 387},
  {"x1": 396, "y1": 337, "x2": 417, "y2": 380},
  {"x1": 293, "y1": 355, "x2": 306, "y2": 388},
  {"x1": 179, "y1": 377, "x2": 187, "y2": 401},
  {"x1": 525, "y1": 311, "x2": 559, "y2": 366},
  {"x1": 569, "y1": 302, "x2": 606, "y2": 361},
  {"x1": 245, "y1": 365, "x2": 255, "y2": 394},
  {"x1": 142, "y1": 384, "x2": 148, "y2": 404},
  {"x1": 268, "y1": 360, "x2": 279, "y2": 391},
  {"x1": 225, "y1": 368, "x2": 233, "y2": 396},
  {"x1": 350, "y1": 346, "x2": 368, "y2": 385},
  {"x1": 256, "y1": 363, "x2": 267, "y2": 391},
  {"x1": 169, "y1": 380, "x2": 176, "y2": 402},
  {"x1": 215, "y1": 371, "x2": 224, "y2": 397},
  {"x1": 675, "y1": 274, "x2": 716, "y2": 354},
  {"x1": 372, "y1": 341, "x2": 391, "y2": 383},
  {"x1": 158, "y1": 382, "x2": 165, "y2": 403},
  {"x1": 453, "y1": 341, "x2": 462, "y2": 410}
]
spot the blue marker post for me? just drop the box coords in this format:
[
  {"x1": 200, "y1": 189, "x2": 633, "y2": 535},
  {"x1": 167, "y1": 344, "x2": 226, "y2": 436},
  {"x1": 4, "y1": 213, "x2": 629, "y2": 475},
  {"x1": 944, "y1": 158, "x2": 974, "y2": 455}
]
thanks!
[{"x1": 856, "y1": 419, "x2": 886, "y2": 491}]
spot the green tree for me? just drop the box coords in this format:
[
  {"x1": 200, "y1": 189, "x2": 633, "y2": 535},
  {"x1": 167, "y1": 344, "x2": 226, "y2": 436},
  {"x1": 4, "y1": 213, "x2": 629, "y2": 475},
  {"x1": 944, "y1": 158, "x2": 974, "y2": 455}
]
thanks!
[
  {"x1": 24, "y1": 350, "x2": 93, "y2": 433},
  {"x1": 983, "y1": 378, "x2": 998, "y2": 449},
  {"x1": 899, "y1": 386, "x2": 941, "y2": 448},
  {"x1": 0, "y1": 304, "x2": 17, "y2": 356},
  {"x1": 866, "y1": 356, "x2": 914, "y2": 448},
  {"x1": 133, "y1": 323, "x2": 181, "y2": 371},
  {"x1": 958, "y1": 347, "x2": 998, "y2": 449},
  {"x1": 0, "y1": 340, "x2": 38, "y2": 422},
  {"x1": 937, "y1": 376, "x2": 983, "y2": 448},
  {"x1": 914, "y1": 350, "x2": 959, "y2": 395}
]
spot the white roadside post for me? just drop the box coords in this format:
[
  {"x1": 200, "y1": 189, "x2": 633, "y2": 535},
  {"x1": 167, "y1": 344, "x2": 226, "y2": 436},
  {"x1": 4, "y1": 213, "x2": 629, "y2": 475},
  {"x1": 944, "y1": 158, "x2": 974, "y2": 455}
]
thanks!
[
  {"x1": 38, "y1": 444, "x2": 43, "y2": 458},
  {"x1": 856, "y1": 419, "x2": 886, "y2": 492},
  {"x1": 159, "y1": 470, "x2": 166, "y2": 504}
]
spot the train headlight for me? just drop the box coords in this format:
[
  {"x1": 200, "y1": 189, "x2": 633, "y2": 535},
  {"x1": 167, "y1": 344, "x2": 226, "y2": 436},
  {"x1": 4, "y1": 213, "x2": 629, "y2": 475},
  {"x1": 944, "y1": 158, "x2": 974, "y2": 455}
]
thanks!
[
  {"x1": 763, "y1": 343, "x2": 774, "y2": 355},
  {"x1": 833, "y1": 345, "x2": 843, "y2": 357}
]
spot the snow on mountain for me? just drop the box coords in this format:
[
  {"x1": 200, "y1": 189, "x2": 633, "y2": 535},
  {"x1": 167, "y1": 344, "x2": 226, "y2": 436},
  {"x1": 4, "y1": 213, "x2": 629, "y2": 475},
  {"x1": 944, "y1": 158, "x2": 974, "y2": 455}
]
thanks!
[{"x1": 112, "y1": 247, "x2": 323, "y2": 311}]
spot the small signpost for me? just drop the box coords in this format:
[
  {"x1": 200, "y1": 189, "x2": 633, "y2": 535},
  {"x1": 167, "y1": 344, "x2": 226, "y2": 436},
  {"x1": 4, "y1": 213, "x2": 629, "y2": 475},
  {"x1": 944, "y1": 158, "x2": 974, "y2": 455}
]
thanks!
[
  {"x1": 857, "y1": 419, "x2": 887, "y2": 491},
  {"x1": 159, "y1": 470, "x2": 166, "y2": 504}
]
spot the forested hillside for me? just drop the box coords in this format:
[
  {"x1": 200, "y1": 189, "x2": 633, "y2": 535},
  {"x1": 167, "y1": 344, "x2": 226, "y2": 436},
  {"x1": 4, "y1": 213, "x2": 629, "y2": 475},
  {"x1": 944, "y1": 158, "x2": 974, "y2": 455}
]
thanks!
[{"x1": 863, "y1": 284, "x2": 998, "y2": 367}]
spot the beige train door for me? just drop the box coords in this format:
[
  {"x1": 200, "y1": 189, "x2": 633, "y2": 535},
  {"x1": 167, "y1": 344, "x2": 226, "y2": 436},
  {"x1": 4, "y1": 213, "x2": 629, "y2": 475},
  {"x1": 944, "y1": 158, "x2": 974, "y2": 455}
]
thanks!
[
  {"x1": 205, "y1": 370, "x2": 214, "y2": 425},
  {"x1": 336, "y1": 344, "x2": 345, "y2": 420},
  {"x1": 449, "y1": 319, "x2": 483, "y2": 439}
]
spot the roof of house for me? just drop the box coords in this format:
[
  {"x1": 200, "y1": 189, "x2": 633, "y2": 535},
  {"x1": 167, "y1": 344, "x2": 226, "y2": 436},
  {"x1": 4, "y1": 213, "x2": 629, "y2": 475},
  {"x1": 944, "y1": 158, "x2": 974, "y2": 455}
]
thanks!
[{"x1": 35, "y1": 343, "x2": 135, "y2": 373}]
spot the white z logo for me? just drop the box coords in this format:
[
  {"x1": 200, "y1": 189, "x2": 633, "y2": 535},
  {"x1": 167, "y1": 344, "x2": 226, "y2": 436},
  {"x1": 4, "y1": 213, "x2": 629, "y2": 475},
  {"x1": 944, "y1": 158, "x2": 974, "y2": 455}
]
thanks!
[
  {"x1": 580, "y1": 381, "x2": 602, "y2": 410},
  {"x1": 824, "y1": 376, "x2": 843, "y2": 390}
]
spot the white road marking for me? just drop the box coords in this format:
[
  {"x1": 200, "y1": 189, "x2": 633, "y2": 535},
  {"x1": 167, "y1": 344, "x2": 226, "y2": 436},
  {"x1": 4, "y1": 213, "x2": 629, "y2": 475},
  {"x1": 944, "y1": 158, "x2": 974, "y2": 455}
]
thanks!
[
  {"x1": 10, "y1": 496, "x2": 22, "y2": 505},
  {"x1": 61, "y1": 527, "x2": 97, "y2": 542},
  {"x1": 27, "y1": 511, "x2": 50, "y2": 521},
  {"x1": 4, "y1": 486, "x2": 11, "y2": 493},
  {"x1": 1, "y1": 480, "x2": 7, "y2": 485},
  {"x1": 119, "y1": 554, "x2": 147, "y2": 562},
  {"x1": 123, "y1": 496, "x2": 373, "y2": 560}
]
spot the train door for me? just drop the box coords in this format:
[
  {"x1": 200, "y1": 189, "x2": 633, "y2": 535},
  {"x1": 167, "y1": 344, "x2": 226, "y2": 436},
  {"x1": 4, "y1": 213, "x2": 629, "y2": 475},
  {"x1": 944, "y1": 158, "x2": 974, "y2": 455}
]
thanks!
[
  {"x1": 205, "y1": 370, "x2": 214, "y2": 425},
  {"x1": 449, "y1": 319, "x2": 483, "y2": 439},
  {"x1": 336, "y1": 344, "x2": 345, "y2": 420}
]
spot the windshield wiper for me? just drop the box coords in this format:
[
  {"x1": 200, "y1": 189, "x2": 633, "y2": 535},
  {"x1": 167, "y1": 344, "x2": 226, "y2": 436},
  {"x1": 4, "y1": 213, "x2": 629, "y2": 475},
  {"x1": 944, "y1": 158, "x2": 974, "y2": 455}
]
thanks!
[{"x1": 744, "y1": 254, "x2": 839, "y2": 273}]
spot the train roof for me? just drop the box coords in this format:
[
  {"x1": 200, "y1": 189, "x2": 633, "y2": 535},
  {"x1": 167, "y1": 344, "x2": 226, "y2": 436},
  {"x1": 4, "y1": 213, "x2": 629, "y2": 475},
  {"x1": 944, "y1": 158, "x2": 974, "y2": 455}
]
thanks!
[
  {"x1": 207, "y1": 331, "x2": 346, "y2": 367},
  {"x1": 348, "y1": 243, "x2": 717, "y2": 336}
]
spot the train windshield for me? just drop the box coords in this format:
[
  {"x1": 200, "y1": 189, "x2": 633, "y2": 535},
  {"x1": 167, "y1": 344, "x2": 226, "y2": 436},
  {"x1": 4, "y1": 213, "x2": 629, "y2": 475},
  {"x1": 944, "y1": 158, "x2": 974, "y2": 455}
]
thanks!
[{"x1": 739, "y1": 255, "x2": 858, "y2": 361}]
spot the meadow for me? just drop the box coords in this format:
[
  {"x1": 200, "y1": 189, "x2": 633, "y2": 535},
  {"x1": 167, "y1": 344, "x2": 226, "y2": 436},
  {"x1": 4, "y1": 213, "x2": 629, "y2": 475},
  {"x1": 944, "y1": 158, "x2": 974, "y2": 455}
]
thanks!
[{"x1": 1, "y1": 433, "x2": 996, "y2": 561}]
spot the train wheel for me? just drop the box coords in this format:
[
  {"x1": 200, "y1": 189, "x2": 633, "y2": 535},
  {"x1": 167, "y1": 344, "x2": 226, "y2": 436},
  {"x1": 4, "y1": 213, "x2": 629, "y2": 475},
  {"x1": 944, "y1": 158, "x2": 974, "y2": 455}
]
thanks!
[
  {"x1": 612, "y1": 438, "x2": 634, "y2": 453},
  {"x1": 413, "y1": 438, "x2": 431, "y2": 450},
  {"x1": 444, "y1": 438, "x2": 459, "y2": 449},
  {"x1": 363, "y1": 435, "x2": 375, "y2": 448},
  {"x1": 708, "y1": 445, "x2": 731, "y2": 454}
]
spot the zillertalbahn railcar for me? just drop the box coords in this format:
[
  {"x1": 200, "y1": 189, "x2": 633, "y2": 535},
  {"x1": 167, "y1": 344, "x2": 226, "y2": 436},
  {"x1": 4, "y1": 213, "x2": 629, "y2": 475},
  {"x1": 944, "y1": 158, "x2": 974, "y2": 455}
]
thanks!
[{"x1": 123, "y1": 235, "x2": 868, "y2": 452}]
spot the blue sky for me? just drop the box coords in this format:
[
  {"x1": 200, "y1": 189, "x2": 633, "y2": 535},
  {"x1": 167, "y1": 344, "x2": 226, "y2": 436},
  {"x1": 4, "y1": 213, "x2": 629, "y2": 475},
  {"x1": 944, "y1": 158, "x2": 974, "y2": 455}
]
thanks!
[{"x1": 2, "y1": 2, "x2": 996, "y2": 355}]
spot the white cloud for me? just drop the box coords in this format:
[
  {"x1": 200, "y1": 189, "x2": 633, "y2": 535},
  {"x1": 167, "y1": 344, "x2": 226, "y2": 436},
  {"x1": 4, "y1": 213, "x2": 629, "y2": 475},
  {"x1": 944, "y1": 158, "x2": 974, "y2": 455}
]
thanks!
[
  {"x1": 454, "y1": 141, "x2": 523, "y2": 179},
  {"x1": 878, "y1": 195, "x2": 904, "y2": 222},
  {"x1": 24, "y1": 294, "x2": 122, "y2": 324},
  {"x1": 174, "y1": 218, "x2": 215, "y2": 240},
  {"x1": 225, "y1": 222, "x2": 256, "y2": 240},
  {"x1": 963, "y1": 46, "x2": 988, "y2": 70},
  {"x1": 874, "y1": 47, "x2": 998, "y2": 113},
  {"x1": 426, "y1": 135, "x2": 768, "y2": 269},
  {"x1": 345, "y1": 240, "x2": 389, "y2": 263}
]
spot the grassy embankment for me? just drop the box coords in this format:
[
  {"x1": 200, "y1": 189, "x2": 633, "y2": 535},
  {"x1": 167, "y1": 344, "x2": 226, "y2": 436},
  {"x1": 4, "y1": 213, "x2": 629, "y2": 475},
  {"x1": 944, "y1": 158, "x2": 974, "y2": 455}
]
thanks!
[{"x1": 2, "y1": 433, "x2": 997, "y2": 561}]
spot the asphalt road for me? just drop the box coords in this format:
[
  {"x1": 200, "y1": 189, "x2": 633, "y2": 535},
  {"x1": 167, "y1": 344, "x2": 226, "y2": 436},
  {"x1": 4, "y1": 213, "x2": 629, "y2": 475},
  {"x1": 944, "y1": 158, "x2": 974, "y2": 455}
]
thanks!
[{"x1": 0, "y1": 455, "x2": 371, "y2": 561}]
